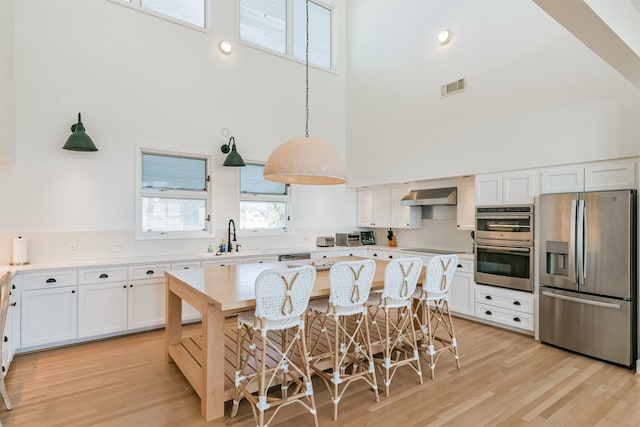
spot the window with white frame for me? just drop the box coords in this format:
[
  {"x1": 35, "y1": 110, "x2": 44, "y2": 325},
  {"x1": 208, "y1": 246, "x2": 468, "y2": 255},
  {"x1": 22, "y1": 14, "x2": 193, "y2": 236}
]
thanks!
[
  {"x1": 110, "y1": 0, "x2": 207, "y2": 29},
  {"x1": 240, "y1": 0, "x2": 332, "y2": 69},
  {"x1": 136, "y1": 149, "x2": 212, "y2": 239},
  {"x1": 239, "y1": 164, "x2": 290, "y2": 233}
]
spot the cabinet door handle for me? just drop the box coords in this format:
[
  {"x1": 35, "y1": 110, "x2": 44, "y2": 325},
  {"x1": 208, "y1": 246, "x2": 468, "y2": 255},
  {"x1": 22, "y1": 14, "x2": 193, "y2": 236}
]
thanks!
[
  {"x1": 485, "y1": 310, "x2": 492, "y2": 316},
  {"x1": 146, "y1": 270, "x2": 154, "y2": 275},
  {"x1": 513, "y1": 317, "x2": 521, "y2": 322},
  {"x1": 183, "y1": 266, "x2": 190, "y2": 269},
  {"x1": 46, "y1": 278, "x2": 56, "y2": 283},
  {"x1": 99, "y1": 273, "x2": 109, "y2": 279},
  {"x1": 485, "y1": 295, "x2": 492, "y2": 300},
  {"x1": 71, "y1": 290, "x2": 76, "y2": 294},
  {"x1": 322, "y1": 255, "x2": 327, "y2": 258},
  {"x1": 457, "y1": 264, "x2": 463, "y2": 268},
  {"x1": 123, "y1": 285, "x2": 127, "y2": 289},
  {"x1": 11, "y1": 284, "x2": 15, "y2": 290},
  {"x1": 373, "y1": 254, "x2": 378, "y2": 257},
  {"x1": 9, "y1": 302, "x2": 16, "y2": 307},
  {"x1": 513, "y1": 300, "x2": 521, "y2": 306},
  {"x1": 129, "y1": 284, "x2": 133, "y2": 288},
  {"x1": 3, "y1": 336, "x2": 8, "y2": 342}
]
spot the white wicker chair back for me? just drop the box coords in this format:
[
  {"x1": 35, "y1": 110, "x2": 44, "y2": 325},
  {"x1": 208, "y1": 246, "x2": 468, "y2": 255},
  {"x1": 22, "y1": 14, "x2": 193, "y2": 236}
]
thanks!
[
  {"x1": 423, "y1": 254, "x2": 458, "y2": 297},
  {"x1": 328, "y1": 259, "x2": 376, "y2": 307},
  {"x1": 254, "y1": 265, "x2": 316, "y2": 321},
  {"x1": 383, "y1": 258, "x2": 422, "y2": 300}
]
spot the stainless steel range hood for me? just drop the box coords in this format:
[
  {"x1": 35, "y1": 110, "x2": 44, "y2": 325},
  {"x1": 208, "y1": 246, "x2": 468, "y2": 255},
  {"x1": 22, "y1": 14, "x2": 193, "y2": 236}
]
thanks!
[{"x1": 400, "y1": 187, "x2": 457, "y2": 206}]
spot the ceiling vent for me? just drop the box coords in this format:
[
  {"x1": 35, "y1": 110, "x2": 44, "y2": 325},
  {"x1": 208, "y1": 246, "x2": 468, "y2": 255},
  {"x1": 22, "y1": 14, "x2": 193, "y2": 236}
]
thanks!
[{"x1": 441, "y1": 78, "x2": 466, "y2": 97}]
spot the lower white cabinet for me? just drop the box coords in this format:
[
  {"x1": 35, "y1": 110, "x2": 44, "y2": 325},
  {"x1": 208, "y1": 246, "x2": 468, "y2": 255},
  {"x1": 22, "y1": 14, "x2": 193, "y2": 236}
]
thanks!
[
  {"x1": 21, "y1": 286, "x2": 78, "y2": 348},
  {"x1": 2, "y1": 275, "x2": 20, "y2": 377},
  {"x1": 448, "y1": 260, "x2": 475, "y2": 317},
  {"x1": 78, "y1": 282, "x2": 128, "y2": 338},
  {"x1": 127, "y1": 278, "x2": 166, "y2": 330},
  {"x1": 474, "y1": 284, "x2": 534, "y2": 332}
]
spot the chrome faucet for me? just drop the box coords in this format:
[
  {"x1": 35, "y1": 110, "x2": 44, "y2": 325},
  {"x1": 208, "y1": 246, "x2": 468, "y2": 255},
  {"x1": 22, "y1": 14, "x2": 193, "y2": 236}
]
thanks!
[{"x1": 227, "y1": 219, "x2": 237, "y2": 252}]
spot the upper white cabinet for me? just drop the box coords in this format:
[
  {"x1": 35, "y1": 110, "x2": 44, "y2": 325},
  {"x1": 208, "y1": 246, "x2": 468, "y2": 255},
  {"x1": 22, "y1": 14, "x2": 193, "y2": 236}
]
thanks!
[
  {"x1": 456, "y1": 182, "x2": 475, "y2": 230},
  {"x1": 358, "y1": 186, "x2": 420, "y2": 229},
  {"x1": 476, "y1": 172, "x2": 535, "y2": 206},
  {"x1": 541, "y1": 158, "x2": 637, "y2": 194},
  {"x1": 357, "y1": 188, "x2": 391, "y2": 228},
  {"x1": 390, "y1": 186, "x2": 421, "y2": 229}
]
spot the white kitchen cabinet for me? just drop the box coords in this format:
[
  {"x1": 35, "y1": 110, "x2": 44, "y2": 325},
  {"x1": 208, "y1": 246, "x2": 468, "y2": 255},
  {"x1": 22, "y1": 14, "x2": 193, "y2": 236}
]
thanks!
[
  {"x1": 170, "y1": 262, "x2": 202, "y2": 322},
  {"x1": 390, "y1": 186, "x2": 421, "y2": 229},
  {"x1": 21, "y1": 285, "x2": 78, "y2": 348},
  {"x1": 2, "y1": 275, "x2": 20, "y2": 376},
  {"x1": 337, "y1": 249, "x2": 368, "y2": 257},
  {"x1": 357, "y1": 188, "x2": 391, "y2": 228},
  {"x1": 541, "y1": 158, "x2": 637, "y2": 194},
  {"x1": 21, "y1": 270, "x2": 79, "y2": 349},
  {"x1": 584, "y1": 158, "x2": 637, "y2": 191},
  {"x1": 474, "y1": 284, "x2": 533, "y2": 332},
  {"x1": 202, "y1": 259, "x2": 242, "y2": 267},
  {"x1": 242, "y1": 256, "x2": 278, "y2": 264},
  {"x1": 476, "y1": 172, "x2": 535, "y2": 206},
  {"x1": 456, "y1": 182, "x2": 475, "y2": 231},
  {"x1": 78, "y1": 282, "x2": 128, "y2": 338},
  {"x1": 448, "y1": 260, "x2": 475, "y2": 317},
  {"x1": 127, "y1": 278, "x2": 165, "y2": 330}
]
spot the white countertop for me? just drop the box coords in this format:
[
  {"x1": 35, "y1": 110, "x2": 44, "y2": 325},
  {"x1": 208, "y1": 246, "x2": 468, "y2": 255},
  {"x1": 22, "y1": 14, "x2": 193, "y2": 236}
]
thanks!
[{"x1": 1, "y1": 245, "x2": 473, "y2": 274}]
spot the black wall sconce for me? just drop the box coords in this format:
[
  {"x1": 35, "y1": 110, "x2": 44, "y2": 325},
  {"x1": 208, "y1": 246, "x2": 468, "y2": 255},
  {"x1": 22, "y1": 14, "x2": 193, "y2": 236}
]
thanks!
[
  {"x1": 63, "y1": 113, "x2": 98, "y2": 152},
  {"x1": 220, "y1": 136, "x2": 245, "y2": 167}
]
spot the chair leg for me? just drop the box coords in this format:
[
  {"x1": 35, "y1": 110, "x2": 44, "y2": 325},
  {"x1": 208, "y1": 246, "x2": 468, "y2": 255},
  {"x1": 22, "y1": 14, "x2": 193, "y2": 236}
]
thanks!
[
  {"x1": 258, "y1": 332, "x2": 268, "y2": 427},
  {"x1": 425, "y1": 301, "x2": 436, "y2": 380},
  {"x1": 445, "y1": 300, "x2": 461, "y2": 369},
  {"x1": 231, "y1": 323, "x2": 243, "y2": 418},
  {"x1": 362, "y1": 310, "x2": 380, "y2": 403},
  {"x1": 298, "y1": 323, "x2": 319, "y2": 427},
  {"x1": 0, "y1": 377, "x2": 11, "y2": 411}
]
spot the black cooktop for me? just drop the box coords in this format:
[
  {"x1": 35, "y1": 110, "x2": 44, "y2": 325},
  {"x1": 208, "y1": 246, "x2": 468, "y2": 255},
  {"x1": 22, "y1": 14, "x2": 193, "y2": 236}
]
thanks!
[{"x1": 400, "y1": 248, "x2": 461, "y2": 255}]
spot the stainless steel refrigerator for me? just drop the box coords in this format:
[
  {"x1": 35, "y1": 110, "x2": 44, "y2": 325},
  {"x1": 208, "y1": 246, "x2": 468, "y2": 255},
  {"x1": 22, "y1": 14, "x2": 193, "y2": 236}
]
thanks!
[{"x1": 539, "y1": 190, "x2": 637, "y2": 367}]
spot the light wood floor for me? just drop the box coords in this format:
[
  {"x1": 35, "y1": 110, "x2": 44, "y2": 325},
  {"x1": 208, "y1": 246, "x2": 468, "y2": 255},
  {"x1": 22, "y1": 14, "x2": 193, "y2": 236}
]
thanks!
[{"x1": 2, "y1": 318, "x2": 640, "y2": 426}]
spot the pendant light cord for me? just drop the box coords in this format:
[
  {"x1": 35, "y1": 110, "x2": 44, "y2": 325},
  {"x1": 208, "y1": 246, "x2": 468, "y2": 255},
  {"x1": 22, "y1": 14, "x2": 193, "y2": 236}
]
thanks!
[{"x1": 305, "y1": 0, "x2": 309, "y2": 138}]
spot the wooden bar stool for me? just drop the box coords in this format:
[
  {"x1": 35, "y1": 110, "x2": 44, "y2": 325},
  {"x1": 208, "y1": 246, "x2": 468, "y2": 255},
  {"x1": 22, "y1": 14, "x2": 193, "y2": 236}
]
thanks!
[
  {"x1": 367, "y1": 258, "x2": 423, "y2": 397},
  {"x1": 412, "y1": 254, "x2": 461, "y2": 379},
  {"x1": 307, "y1": 259, "x2": 379, "y2": 420},
  {"x1": 230, "y1": 265, "x2": 318, "y2": 427},
  {"x1": 0, "y1": 272, "x2": 12, "y2": 411}
]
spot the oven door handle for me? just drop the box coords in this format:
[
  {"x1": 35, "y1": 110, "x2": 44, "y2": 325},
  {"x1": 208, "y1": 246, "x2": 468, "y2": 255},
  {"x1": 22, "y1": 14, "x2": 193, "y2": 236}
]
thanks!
[
  {"x1": 476, "y1": 245, "x2": 531, "y2": 253},
  {"x1": 476, "y1": 215, "x2": 531, "y2": 220},
  {"x1": 486, "y1": 224, "x2": 531, "y2": 228}
]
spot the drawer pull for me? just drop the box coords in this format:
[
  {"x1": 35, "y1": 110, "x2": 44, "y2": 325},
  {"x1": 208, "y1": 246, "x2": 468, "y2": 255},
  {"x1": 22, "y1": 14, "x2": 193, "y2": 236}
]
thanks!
[
  {"x1": 3, "y1": 336, "x2": 7, "y2": 343},
  {"x1": 123, "y1": 285, "x2": 127, "y2": 289},
  {"x1": 388, "y1": 255, "x2": 394, "y2": 259},
  {"x1": 485, "y1": 295, "x2": 492, "y2": 300},
  {"x1": 457, "y1": 264, "x2": 463, "y2": 268},
  {"x1": 373, "y1": 254, "x2": 378, "y2": 257},
  {"x1": 99, "y1": 273, "x2": 109, "y2": 279},
  {"x1": 514, "y1": 317, "x2": 521, "y2": 322},
  {"x1": 513, "y1": 300, "x2": 521, "y2": 306},
  {"x1": 71, "y1": 290, "x2": 76, "y2": 294},
  {"x1": 183, "y1": 266, "x2": 190, "y2": 269},
  {"x1": 146, "y1": 270, "x2": 154, "y2": 275},
  {"x1": 9, "y1": 302, "x2": 16, "y2": 307},
  {"x1": 46, "y1": 278, "x2": 56, "y2": 283},
  {"x1": 322, "y1": 255, "x2": 327, "y2": 258},
  {"x1": 485, "y1": 310, "x2": 492, "y2": 316}
]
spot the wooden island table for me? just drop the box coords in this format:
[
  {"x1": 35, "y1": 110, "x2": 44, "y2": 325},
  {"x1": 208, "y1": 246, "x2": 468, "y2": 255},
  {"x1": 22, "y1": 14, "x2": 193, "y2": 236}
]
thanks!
[{"x1": 164, "y1": 256, "x2": 422, "y2": 422}]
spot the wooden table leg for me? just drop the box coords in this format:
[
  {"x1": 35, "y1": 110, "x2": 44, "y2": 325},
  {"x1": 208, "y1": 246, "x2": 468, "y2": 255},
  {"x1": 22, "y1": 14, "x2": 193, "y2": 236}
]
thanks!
[
  {"x1": 165, "y1": 277, "x2": 182, "y2": 364},
  {"x1": 202, "y1": 301, "x2": 225, "y2": 421}
]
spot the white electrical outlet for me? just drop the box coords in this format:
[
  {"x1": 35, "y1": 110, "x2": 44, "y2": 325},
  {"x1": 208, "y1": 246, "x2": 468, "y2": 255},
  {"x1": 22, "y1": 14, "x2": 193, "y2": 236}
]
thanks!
[
  {"x1": 111, "y1": 241, "x2": 124, "y2": 253},
  {"x1": 68, "y1": 242, "x2": 78, "y2": 255}
]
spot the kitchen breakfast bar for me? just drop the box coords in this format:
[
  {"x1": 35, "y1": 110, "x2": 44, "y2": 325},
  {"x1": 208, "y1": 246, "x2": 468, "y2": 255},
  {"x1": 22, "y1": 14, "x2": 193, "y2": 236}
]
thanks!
[{"x1": 164, "y1": 256, "x2": 407, "y2": 422}]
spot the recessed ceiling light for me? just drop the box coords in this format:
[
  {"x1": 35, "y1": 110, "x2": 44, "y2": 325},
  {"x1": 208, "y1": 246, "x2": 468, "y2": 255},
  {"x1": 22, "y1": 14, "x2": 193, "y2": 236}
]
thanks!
[{"x1": 438, "y1": 29, "x2": 452, "y2": 45}]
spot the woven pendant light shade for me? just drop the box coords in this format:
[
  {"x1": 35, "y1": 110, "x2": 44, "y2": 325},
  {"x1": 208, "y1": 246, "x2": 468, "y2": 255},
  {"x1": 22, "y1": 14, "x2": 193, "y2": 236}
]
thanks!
[{"x1": 263, "y1": 137, "x2": 347, "y2": 185}]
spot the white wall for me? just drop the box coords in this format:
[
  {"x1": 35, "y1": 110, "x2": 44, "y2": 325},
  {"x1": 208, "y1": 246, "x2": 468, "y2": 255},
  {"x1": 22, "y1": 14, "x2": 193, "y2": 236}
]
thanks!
[
  {"x1": 0, "y1": 0, "x2": 16, "y2": 163},
  {"x1": 345, "y1": 0, "x2": 640, "y2": 187},
  {"x1": 0, "y1": 0, "x2": 354, "y2": 264}
]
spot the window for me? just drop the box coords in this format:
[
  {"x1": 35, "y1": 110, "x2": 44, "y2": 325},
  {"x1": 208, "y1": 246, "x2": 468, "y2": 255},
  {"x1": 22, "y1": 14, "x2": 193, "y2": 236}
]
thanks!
[
  {"x1": 240, "y1": 0, "x2": 332, "y2": 69},
  {"x1": 110, "y1": 0, "x2": 207, "y2": 29},
  {"x1": 136, "y1": 149, "x2": 212, "y2": 239},
  {"x1": 239, "y1": 164, "x2": 290, "y2": 233}
]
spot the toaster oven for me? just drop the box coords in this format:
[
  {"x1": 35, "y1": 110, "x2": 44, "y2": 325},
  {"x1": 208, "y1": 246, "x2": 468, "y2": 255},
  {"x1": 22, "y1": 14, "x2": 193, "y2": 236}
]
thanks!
[{"x1": 316, "y1": 236, "x2": 335, "y2": 247}]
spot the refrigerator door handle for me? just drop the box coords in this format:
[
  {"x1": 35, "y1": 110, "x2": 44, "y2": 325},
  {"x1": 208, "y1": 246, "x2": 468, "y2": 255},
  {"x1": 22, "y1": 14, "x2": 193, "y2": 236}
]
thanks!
[
  {"x1": 582, "y1": 201, "x2": 587, "y2": 280},
  {"x1": 541, "y1": 291, "x2": 621, "y2": 310},
  {"x1": 576, "y1": 199, "x2": 585, "y2": 286},
  {"x1": 569, "y1": 199, "x2": 577, "y2": 285}
]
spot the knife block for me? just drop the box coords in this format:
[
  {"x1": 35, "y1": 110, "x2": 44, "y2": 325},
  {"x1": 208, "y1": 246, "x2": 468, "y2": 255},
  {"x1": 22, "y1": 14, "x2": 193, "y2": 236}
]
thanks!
[{"x1": 388, "y1": 236, "x2": 397, "y2": 247}]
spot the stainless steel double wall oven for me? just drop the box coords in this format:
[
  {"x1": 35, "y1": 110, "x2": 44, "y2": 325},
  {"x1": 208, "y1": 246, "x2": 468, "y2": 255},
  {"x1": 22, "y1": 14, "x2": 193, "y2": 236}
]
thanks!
[{"x1": 475, "y1": 205, "x2": 534, "y2": 292}]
